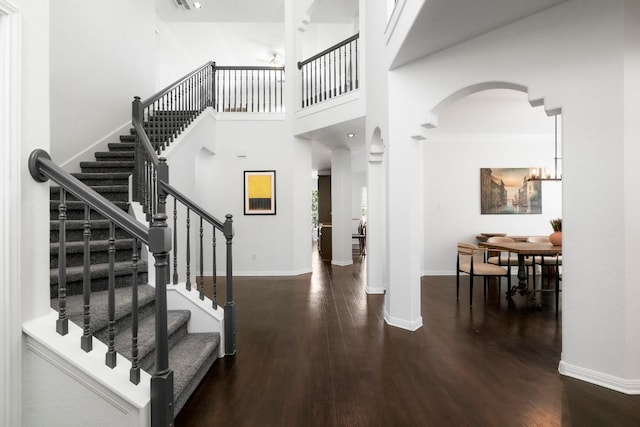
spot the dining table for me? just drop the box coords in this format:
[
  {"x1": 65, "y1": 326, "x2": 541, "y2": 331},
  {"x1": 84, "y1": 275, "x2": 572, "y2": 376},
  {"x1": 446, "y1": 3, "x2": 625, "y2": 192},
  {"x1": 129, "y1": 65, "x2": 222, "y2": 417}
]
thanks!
[{"x1": 479, "y1": 241, "x2": 562, "y2": 307}]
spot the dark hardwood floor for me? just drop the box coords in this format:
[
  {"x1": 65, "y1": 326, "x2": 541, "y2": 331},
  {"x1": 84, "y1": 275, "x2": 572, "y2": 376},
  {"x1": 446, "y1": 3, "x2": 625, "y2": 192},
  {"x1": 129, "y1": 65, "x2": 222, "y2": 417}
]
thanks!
[{"x1": 176, "y1": 247, "x2": 640, "y2": 426}]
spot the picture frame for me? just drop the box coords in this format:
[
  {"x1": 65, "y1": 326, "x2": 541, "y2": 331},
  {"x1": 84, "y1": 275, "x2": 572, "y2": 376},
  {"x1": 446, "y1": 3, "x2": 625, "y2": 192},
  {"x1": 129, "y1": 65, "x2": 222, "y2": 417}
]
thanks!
[
  {"x1": 480, "y1": 167, "x2": 542, "y2": 215},
  {"x1": 244, "y1": 170, "x2": 276, "y2": 215}
]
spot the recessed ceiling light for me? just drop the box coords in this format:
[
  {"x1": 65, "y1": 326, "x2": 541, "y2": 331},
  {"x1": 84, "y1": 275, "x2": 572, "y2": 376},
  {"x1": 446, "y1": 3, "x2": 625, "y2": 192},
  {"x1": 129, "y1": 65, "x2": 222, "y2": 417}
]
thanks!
[
  {"x1": 347, "y1": 133, "x2": 356, "y2": 138},
  {"x1": 193, "y1": 2, "x2": 202, "y2": 8}
]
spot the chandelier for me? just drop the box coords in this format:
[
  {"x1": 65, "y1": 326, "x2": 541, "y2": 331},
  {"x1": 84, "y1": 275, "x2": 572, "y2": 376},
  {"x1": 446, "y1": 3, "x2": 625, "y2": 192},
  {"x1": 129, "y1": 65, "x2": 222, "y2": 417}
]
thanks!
[{"x1": 527, "y1": 115, "x2": 562, "y2": 182}]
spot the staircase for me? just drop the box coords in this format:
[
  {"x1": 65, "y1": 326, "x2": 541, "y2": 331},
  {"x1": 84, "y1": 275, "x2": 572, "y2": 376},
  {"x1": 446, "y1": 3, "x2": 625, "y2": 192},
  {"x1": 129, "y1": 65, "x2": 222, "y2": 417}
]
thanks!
[{"x1": 48, "y1": 126, "x2": 220, "y2": 416}]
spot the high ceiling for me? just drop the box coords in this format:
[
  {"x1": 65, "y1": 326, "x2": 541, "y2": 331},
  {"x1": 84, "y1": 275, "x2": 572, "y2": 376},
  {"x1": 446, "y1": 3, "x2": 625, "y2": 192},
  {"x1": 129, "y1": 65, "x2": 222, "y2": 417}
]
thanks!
[
  {"x1": 155, "y1": 0, "x2": 566, "y2": 172},
  {"x1": 390, "y1": 0, "x2": 568, "y2": 68},
  {"x1": 155, "y1": 0, "x2": 358, "y2": 23}
]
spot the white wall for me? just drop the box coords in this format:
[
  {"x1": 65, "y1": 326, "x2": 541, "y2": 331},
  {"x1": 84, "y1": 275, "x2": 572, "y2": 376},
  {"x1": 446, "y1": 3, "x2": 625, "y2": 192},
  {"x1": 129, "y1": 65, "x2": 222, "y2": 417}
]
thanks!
[
  {"x1": 13, "y1": 0, "x2": 51, "y2": 424},
  {"x1": 50, "y1": 0, "x2": 156, "y2": 165},
  {"x1": 165, "y1": 111, "x2": 312, "y2": 277},
  {"x1": 154, "y1": 17, "x2": 199, "y2": 90},
  {"x1": 160, "y1": 22, "x2": 285, "y2": 67},
  {"x1": 301, "y1": 23, "x2": 356, "y2": 59},
  {"x1": 388, "y1": 0, "x2": 640, "y2": 393},
  {"x1": 423, "y1": 90, "x2": 562, "y2": 274}
]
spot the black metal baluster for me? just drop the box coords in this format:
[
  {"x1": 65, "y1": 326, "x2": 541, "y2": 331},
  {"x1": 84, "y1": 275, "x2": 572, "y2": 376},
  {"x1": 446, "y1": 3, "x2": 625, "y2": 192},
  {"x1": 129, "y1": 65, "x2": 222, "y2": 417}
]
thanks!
[
  {"x1": 301, "y1": 64, "x2": 306, "y2": 107},
  {"x1": 344, "y1": 45, "x2": 348, "y2": 92},
  {"x1": 81, "y1": 204, "x2": 92, "y2": 351},
  {"x1": 268, "y1": 69, "x2": 272, "y2": 112},
  {"x1": 263, "y1": 69, "x2": 266, "y2": 112},
  {"x1": 105, "y1": 222, "x2": 117, "y2": 368},
  {"x1": 57, "y1": 188, "x2": 68, "y2": 335},
  {"x1": 339, "y1": 46, "x2": 343, "y2": 94},
  {"x1": 234, "y1": 69, "x2": 238, "y2": 111},
  {"x1": 322, "y1": 55, "x2": 327, "y2": 101},
  {"x1": 349, "y1": 41, "x2": 353, "y2": 91},
  {"x1": 333, "y1": 50, "x2": 337, "y2": 97},
  {"x1": 280, "y1": 69, "x2": 284, "y2": 112},
  {"x1": 355, "y1": 38, "x2": 359, "y2": 89},
  {"x1": 212, "y1": 229, "x2": 217, "y2": 309},
  {"x1": 199, "y1": 217, "x2": 204, "y2": 300},
  {"x1": 239, "y1": 70, "x2": 244, "y2": 111},
  {"x1": 186, "y1": 207, "x2": 191, "y2": 291},
  {"x1": 173, "y1": 198, "x2": 178, "y2": 284},
  {"x1": 251, "y1": 70, "x2": 255, "y2": 112},
  {"x1": 130, "y1": 237, "x2": 140, "y2": 385},
  {"x1": 245, "y1": 69, "x2": 249, "y2": 111},
  {"x1": 226, "y1": 70, "x2": 230, "y2": 112},
  {"x1": 256, "y1": 70, "x2": 260, "y2": 112},
  {"x1": 313, "y1": 59, "x2": 318, "y2": 104}
]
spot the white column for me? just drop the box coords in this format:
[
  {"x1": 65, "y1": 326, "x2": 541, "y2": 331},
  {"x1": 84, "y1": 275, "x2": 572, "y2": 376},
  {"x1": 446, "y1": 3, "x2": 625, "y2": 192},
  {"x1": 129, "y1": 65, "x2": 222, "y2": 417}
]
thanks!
[
  {"x1": 366, "y1": 143, "x2": 386, "y2": 294},
  {"x1": 384, "y1": 133, "x2": 423, "y2": 331},
  {"x1": 331, "y1": 148, "x2": 353, "y2": 266}
]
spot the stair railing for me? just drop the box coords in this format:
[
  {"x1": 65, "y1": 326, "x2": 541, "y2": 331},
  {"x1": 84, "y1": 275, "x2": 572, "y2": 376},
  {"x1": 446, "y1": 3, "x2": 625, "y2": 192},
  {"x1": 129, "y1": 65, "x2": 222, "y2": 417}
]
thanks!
[
  {"x1": 131, "y1": 68, "x2": 236, "y2": 355},
  {"x1": 213, "y1": 66, "x2": 285, "y2": 113},
  {"x1": 297, "y1": 33, "x2": 360, "y2": 108},
  {"x1": 28, "y1": 149, "x2": 175, "y2": 427}
]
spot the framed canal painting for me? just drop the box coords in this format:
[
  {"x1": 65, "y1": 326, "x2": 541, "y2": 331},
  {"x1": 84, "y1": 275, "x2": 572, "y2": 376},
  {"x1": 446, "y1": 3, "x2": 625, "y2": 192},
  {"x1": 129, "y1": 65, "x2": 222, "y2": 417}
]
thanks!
[
  {"x1": 244, "y1": 170, "x2": 276, "y2": 215},
  {"x1": 480, "y1": 168, "x2": 541, "y2": 215}
]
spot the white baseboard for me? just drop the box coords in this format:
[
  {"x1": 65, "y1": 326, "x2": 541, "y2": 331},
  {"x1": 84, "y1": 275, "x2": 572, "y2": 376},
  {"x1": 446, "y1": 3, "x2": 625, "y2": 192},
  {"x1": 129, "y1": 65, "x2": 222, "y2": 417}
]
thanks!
[
  {"x1": 559, "y1": 360, "x2": 640, "y2": 394},
  {"x1": 384, "y1": 308, "x2": 423, "y2": 331},
  {"x1": 366, "y1": 286, "x2": 385, "y2": 295}
]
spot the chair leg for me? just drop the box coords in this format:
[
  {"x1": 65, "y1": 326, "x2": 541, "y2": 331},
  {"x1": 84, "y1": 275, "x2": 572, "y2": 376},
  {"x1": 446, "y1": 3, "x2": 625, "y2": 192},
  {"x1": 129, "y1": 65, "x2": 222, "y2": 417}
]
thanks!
[
  {"x1": 469, "y1": 274, "x2": 473, "y2": 306},
  {"x1": 456, "y1": 271, "x2": 460, "y2": 301}
]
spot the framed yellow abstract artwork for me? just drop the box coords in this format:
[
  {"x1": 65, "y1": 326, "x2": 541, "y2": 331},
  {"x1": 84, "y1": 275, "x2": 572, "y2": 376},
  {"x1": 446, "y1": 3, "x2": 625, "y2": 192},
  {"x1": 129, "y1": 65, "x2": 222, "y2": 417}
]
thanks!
[{"x1": 244, "y1": 170, "x2": 276, "y2": 215}]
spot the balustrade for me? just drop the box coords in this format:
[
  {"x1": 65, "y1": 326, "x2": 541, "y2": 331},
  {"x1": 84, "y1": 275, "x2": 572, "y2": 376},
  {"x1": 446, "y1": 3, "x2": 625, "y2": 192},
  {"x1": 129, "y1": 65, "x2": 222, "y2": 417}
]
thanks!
[{"x1": 298, "y1": 33, "x2": 359, "y2": 108}]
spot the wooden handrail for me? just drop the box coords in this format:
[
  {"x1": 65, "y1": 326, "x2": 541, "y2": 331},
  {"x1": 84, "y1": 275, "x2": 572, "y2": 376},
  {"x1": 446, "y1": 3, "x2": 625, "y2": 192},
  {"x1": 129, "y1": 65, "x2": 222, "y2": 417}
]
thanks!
[
  {"x1": 28, "y1": 149, "x2": 149, "y2": 243},
  {"x1": 297, "y1": 33, "x2": 359, "y2": 69},
  {"x1": 159, "y1": 180, "x2": 226, "y2": 232},
  {"x1": 140, "y1": 61, "x2": 214, "y2": 107}
]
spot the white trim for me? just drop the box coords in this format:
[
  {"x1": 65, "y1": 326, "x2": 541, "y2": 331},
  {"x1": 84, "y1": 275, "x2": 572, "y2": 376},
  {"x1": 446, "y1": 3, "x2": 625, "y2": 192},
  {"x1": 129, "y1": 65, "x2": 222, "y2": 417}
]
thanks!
[
  {"x1": 0, "y1": 2, "x2": 21, "y2": 425},
  {"x1": 384, "y1": 308, "x2": 423, "y2": 331},
  {"x1": 559, "y1": 361, "x2": 640, "y2": 395},
  {"x1": 331, "y1": 260, "x2": 354, "y2": 267},
  {"x1": 232, "y1": 268, "x2": 313, "y2": 277},
  {"x1": 365, "y1": 286, "x2": 385, "y2": 295}
]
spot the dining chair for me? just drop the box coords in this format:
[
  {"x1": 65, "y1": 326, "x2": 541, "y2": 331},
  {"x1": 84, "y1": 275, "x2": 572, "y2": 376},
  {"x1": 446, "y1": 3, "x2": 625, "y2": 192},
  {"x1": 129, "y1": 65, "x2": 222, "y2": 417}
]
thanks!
[{"x1": 457, "y1": 242, "x2": 511, "y2": 306}]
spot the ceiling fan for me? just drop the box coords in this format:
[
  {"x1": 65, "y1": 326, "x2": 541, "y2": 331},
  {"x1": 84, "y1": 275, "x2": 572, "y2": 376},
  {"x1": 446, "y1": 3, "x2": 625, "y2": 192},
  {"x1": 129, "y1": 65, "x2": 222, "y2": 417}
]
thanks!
[
  {"x1": 258, "y1": 53, "x2": 285, "y2": 68},
  {"x1": 173, "y1": 0, "x2": 202, "y2": 10}
]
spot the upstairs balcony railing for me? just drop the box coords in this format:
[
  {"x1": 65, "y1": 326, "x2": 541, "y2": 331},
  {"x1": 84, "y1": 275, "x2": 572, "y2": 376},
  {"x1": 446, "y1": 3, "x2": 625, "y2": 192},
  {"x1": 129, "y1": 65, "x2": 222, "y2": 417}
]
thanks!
[
  {"x1": 214, "y1": 66, "x2": 285, "y2": 113},
  {"x1": 297, "y1": 33, "x2": 360, "y2": 108}
]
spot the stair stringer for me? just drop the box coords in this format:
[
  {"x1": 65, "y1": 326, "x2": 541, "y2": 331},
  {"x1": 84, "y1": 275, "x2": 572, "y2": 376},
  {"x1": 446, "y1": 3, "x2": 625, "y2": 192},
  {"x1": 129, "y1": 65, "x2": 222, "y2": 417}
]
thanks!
[
  {"x1": 166, "y1": 287, "x2": 226, "y2": 358},
  {"x1": 22, "y1": 310, "x2": 151, "y2": 427},
  {"x1": 128, "y1": 172, "x2": 226, "y2": 358}
]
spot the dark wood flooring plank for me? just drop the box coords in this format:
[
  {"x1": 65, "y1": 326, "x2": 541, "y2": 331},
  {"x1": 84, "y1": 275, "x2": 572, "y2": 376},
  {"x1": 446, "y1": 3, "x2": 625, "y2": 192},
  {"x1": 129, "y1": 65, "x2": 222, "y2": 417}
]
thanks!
[{"x1": 176, "y1": 249, "x2": 640, "y2": 427}]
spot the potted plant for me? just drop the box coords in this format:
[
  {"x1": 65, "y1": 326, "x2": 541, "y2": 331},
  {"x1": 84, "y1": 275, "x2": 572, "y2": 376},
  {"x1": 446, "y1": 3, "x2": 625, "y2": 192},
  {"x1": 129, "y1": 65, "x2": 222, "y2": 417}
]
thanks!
[{"x1": 549, "y1": 218, "x2": 562, "y2": 246}]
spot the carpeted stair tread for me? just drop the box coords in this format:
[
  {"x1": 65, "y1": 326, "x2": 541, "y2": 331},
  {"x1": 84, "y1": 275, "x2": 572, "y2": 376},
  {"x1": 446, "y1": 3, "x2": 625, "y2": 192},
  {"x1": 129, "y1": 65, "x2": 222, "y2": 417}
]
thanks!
[
  {"x1": 50, "y1": 238, "x2": 136, "y2": 255},
  {"x1": 72, "y1": 172, "x2": 131, "y2": 187},
  {"x1": 115, "y1": 310, "x2": 191, "y2": 369},
  {"x1": 158, "y1": 332, "x2": 220, "y2": 414},
  {"x1": 50, "y1": 219, "x2": 134, "y2": 230},
  {"x1": 80, "y1": 161, "x2": 135, "y2": 172},
  {"x1": 95, "y1": 151, "x2": 134, "y2": 160},
  {"x1": 53, "y1": 284, "x2": 156, "y2": 334},
  {"x1": 109, "y1": 141, "x2": 135, "y2": 150},
  {"x1": 49, "y1": 260, "x2": 148, "y2": 285},
  {"x1": 50, "y1": 238, "x2": 139, "y2": 268},
  {"x1": 51, "y1": 185, "x2": 129, "y2": 195},
  {"x1": 51, "y1": 200, "x2": 129, "y2": 211}
]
